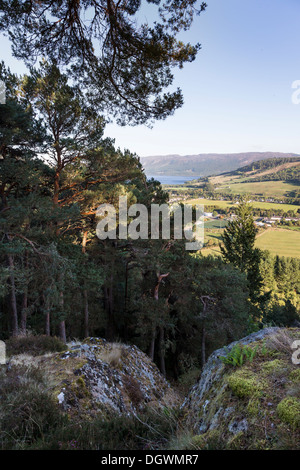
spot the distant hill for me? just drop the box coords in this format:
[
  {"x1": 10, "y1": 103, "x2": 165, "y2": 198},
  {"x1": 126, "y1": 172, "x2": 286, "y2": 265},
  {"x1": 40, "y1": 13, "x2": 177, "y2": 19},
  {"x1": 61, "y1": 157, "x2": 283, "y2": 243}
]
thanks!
[
  {"x1": 140, "y1": 152, "x2": 300, "y2": 177},
  {"x1": 231, "y1": 156, "x2": 300, "y2": 182},
  {"x1": 206, "y1": 156, "x2": 300, "y2": 184},
  {"x1": 194, "y1": 156, "x2": 300, "y2": 200}
]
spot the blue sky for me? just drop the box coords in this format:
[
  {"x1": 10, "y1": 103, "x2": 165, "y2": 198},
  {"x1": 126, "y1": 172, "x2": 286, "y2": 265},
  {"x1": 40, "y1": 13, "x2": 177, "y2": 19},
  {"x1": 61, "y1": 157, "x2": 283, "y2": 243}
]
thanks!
[{"x1": 1, "y1": 0, "x2": 300, "y2": 157}]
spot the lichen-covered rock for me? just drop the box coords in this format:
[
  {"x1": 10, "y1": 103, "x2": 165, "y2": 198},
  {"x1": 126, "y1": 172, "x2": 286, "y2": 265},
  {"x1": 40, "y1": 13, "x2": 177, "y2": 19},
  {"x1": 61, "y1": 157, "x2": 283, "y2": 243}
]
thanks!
[
  {"x1": 9, "y1": 338, "x2": 179, "y2": 419},
  {"x1": 182, "y1": 328, "x2": 300, "y2": 450}
]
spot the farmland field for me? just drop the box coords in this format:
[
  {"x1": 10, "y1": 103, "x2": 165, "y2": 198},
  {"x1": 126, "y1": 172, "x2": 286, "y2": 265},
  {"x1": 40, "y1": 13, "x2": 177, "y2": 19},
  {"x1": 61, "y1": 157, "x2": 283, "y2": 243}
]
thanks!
[
  {"x1": 255, "y1": 229, "x2": 300, "y2": 258},
  {"x1": 200, "y1": 227, "x2": 300, "y2": 258},
  {"x1": 186, "y1": 198, "x2": 300, "y2": 213},
  {"x1": 217, "y1": 180, "x2": 300, "y2": 197}
]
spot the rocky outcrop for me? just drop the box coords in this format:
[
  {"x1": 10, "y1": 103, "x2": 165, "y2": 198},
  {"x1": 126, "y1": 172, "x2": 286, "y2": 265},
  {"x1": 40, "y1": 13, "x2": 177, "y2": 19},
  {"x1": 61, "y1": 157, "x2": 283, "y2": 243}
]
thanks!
[
  {"x1": 7, "y1": 329, "x2": 300, "y2": 450},
  {"x1": 9, "y1": 337, "x2": 179, "y2": 418},
  {"x1": 182, "y1": 327, "x2": 300, "y2": 450}
]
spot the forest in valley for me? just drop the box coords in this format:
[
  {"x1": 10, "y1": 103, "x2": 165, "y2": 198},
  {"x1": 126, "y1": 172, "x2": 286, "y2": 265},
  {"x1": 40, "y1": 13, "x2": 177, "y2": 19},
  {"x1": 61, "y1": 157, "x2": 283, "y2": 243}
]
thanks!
[
  {"x1": 0, "y1": 1, "x2": 299, "y2": 381},
  {"x1": 0, "y1": 1, "x2": 300, "y2": 453},
  {"x1": 1, "y1": 58, "x2": 300, "y2": 380}
]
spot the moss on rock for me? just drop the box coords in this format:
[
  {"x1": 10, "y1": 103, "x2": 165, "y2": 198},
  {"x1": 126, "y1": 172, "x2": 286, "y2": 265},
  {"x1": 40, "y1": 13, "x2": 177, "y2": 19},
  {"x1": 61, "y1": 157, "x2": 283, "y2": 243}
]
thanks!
[
  {"x1": 289, "y1": 369, "x2": 300, "y2": 383},
  {"x1": 182, "y1": 328, "x2": 300, "y2": 450},
  {"x1": 247, "y1": 397, "x2": 261, "y2": 417},
  {"x1": 227, "y1": 369, "x2": 265, "y2": 399},
  {"x1": 277, "y1": 397, "x2": 300, "y2": 429},
  {"x1": 261, "y1": 359, "x2": 287, "y2": 375}
]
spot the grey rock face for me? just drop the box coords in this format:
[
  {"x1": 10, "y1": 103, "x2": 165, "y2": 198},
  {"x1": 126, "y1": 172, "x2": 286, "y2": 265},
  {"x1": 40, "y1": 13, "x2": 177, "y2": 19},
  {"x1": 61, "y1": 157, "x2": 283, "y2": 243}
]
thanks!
[
  {"x1": 54, "y1": 338, "x2": 178, "y2": 417},
  {"x1": 182, "y1": 327, "x2": 279, "y2": 434}
]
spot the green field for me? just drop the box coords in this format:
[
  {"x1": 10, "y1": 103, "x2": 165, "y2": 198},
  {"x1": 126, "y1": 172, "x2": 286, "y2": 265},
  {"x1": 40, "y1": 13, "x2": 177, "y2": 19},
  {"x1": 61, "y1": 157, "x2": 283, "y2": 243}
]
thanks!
[
  {"x1": 186, "y1": 198, "x2": 300, "y2": 213},
  {"x1": 218, "y1": 180, "x2": 300, "y2": 198},
  {"x1": 204, "y1": 219, "x2": 228, "y2": 229},
  {"x1": 200, "y1": 228, "x2": 300, "y2": 258},
  {"x1": 255, "y1": 229, "x2": 300, "y2": 258}
]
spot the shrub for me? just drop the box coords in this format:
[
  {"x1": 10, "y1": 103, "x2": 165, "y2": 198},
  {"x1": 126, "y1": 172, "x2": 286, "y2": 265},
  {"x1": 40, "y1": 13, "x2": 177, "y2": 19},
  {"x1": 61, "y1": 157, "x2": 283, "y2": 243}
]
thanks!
[
  {"x1": 31, "y1": 408, "x2": 180, "y2": 450},
  {"x1": 0, "y1": 359, "x2": 180, "y2": 450},
  {"x1": 0, "y1": 365, "x2": 64, "y2": 449}
]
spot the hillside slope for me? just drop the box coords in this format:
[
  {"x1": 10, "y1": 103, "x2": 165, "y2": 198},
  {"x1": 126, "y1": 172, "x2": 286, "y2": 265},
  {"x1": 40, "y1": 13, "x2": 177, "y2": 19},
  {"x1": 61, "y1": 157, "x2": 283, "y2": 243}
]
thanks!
[
  {"x1": 190, "y1": 156, "x2": 300, "y2": 199},
  {"x1": 140, "y1": 152, "x2": 300, "y2": 177}
]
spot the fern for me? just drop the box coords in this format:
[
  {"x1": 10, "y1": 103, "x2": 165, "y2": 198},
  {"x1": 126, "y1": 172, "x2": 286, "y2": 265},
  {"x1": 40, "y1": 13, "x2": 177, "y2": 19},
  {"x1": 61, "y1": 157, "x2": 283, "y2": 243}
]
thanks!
[{"x1": 220, "y1": 343, "x2": 259, "y2": 367}]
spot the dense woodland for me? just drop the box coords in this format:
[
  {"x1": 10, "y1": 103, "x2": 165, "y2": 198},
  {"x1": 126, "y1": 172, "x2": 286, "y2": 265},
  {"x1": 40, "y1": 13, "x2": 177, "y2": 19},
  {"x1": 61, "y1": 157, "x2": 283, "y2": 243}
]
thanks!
[
  {"x1": 1, "y1": 62, "x2": 300, "y2": 380},
  {"x1": 0, "y1": 1, "x2": 299, "y2": 382}
]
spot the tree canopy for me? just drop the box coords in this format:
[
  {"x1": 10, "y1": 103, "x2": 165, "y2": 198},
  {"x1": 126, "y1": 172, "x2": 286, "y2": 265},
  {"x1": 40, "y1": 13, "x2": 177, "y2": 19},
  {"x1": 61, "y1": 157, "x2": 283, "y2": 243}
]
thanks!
[{"x1": 0, "y1": 0, "x2": 207, "y2": 124}]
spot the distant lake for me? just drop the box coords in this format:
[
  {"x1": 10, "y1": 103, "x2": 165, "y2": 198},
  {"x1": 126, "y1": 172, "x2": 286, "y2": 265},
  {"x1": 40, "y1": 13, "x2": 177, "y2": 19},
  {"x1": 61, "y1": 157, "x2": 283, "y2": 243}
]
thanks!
[{"x1": 147, "y1": 175, "x2": 200, "y2": 185}]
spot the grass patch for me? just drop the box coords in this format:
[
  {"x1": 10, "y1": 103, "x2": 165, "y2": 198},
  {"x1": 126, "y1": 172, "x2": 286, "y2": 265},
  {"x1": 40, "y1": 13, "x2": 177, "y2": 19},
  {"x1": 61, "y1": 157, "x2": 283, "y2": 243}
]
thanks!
[
  {"x1": 0, "y1": 365, "x2": 64, "y2": 449},
  {"x1": 255, "y1": 229, "x2": 300, "y2": 258},
  {"x1": 6, "y1": 335, "x2": 67, "y2": 357},
  {"x1": 220, "y1": 180, "x2": 300, "y2": 198},
  {"x1": 186, "y1": 198, "x2": 299, "y2": 213},
  {"x1": 201, "y1": 228, "x2": 300, "y2": 258}
]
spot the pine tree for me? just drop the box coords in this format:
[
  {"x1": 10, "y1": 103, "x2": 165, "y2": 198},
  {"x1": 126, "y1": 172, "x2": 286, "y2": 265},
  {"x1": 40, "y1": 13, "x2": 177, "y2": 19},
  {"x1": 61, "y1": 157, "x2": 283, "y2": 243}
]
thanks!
[
  {"x1": 0, "y1": 1, "x2": 207, "y2": 124},
  {"x1": 220, "y1": 198, "x2": 263, "y2": 302}
]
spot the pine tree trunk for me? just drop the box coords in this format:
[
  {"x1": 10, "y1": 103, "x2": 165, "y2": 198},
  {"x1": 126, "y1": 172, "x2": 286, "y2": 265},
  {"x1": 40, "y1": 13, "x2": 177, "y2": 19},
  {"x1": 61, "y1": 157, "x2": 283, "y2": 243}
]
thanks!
[
  {"x1": 159, "y1": 326, "x2": 166, "y2": 377},
  {"x1": 45, "y1": 312, "x2": 50, "y2": 336},
  {"x1": 59, "y1": 321, "x2": 66, "y2": 343},
  {"x1": 20, "y1": 291, "x2": 27, "y2": 334},
  {"x1": 105, "y1": 281, "x2": 115, "y2": 341},
  {"x1": 124, "y1": 260, "x2": 129, "y2": 315},
  {"x1": 200, "y1": 296, "x2": 214, "y2": 368},
  {"x1": 59, "y1": 291, "x2": 66, "y2": 343},
  {"x1": 8, "y1": 254, "x2": 18, "y2": 337},
  {"x1": 149, "y1": 327, "x2": 156, "y2": 361},
  {"x1": 202, "y1": 323, "x2": 206, "y2": 367},
  {"x1": 83, "y1": 288, "x2": 89, "y2": 338},
  {"x1": 43, "y1": 295, "x2": 51, "y2": 336},
  {"x1": 20, "y1": 251, "x2": 28, "y2": 334},
  {"x1": 82, "y1": 231, "x2": 89, "y2": 338},
  {"x1": 150, "y1": 272, "x2": 169, "y2": 368}
]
